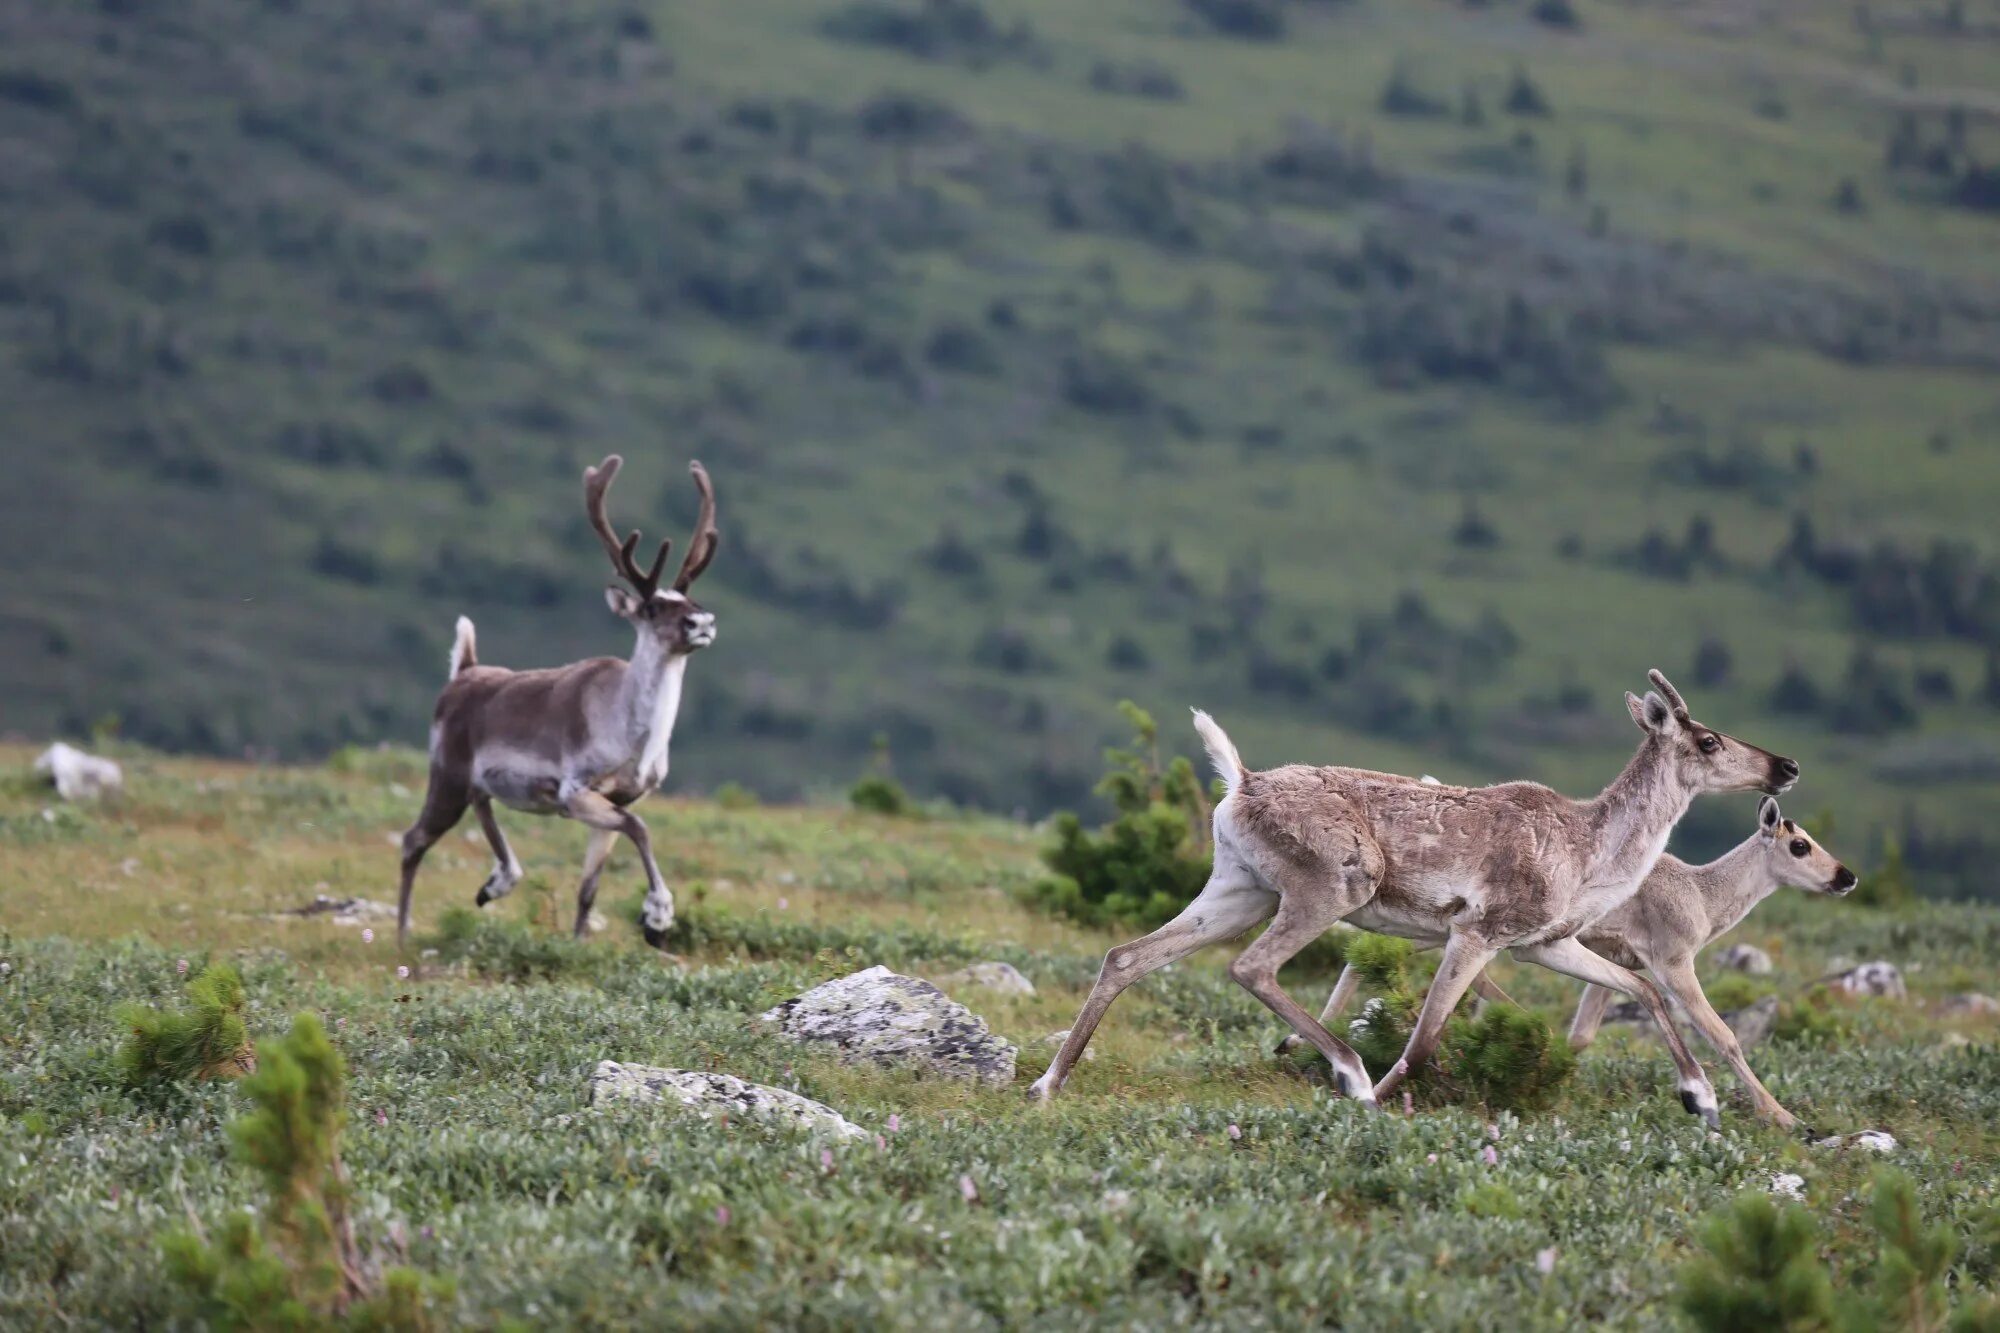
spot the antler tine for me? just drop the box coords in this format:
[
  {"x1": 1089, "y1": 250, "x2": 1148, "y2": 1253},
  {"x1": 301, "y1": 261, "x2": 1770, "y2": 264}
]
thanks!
[
  {"x1": 583, "y1": 454, "x2": 670, "y2": 598},
  {"x1": 672, "y1": 460, "x2": 720, "y2": 592},
  {"x1": 1647, "y1": 669, "x2": 1689, "y2": 718}
]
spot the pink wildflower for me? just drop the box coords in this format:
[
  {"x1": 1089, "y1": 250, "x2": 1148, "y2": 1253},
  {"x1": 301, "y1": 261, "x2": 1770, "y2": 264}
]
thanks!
[
  {"x1": 959, "y1": 1174, "x2": 980, "y2": 1204},
  {"x1": 777, "y1": 897, "x2": 789, "y2": 910},
  {"x1": 1536, "y1": 1247, "x2": 1558, "y2": 1276},
  {"x1": 1227, "y1": 1124, "x2": 1242, "y2": 1141},
  {"x1": 375, "y1": 1108, "x2": 388, "y2": 1127},
  {"x1": 821, "y1": 1149, "x2": 835, "y2": 1172},
  {"x1": 716, "y1": 1206, "x2": 731, "y2": 1226},
  {"x1": 362, "y1": 928, "x2": 375, "y2": 944},
  {"x1": 1402, "y1": 1091, "x2": 1414, "y2": 1116},
  {"x1": 175, "y1": 958, "x2": 189, "y2": 976},
  {"x1": 1482, "y1": 1145, "x2": 1499, "y2": 1166},
  {"x1": 1425, "y1": 1153, "x2": 1438, "y2": 1164},
  {"x1": 875, "y1": 1134, "x2": 887, "y2": 1151},
  {"x1": 887, "y1": 1114, "x2": 901, "y2": 1133},
  {"x1": 1488, "y1": 1122, "x2": 1501, "y2": 1141},
  {"x1": 396, "y1": 965, "x2": 410, "y2": 980}
]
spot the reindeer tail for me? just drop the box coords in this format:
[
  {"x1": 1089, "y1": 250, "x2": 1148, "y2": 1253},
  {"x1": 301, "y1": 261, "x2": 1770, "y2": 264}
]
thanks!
[
  {"x1": 1190, "y1": 708, "x2": 1248, "y2": 796},
  {"x1": 448, "y1": 616, "x2": 478, "y2": 679}
]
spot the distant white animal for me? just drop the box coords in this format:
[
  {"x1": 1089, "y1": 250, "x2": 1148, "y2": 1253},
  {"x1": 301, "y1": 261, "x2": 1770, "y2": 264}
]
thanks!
[{"x1": 34, "y1": 743, "x2": 122, "y2": 801}]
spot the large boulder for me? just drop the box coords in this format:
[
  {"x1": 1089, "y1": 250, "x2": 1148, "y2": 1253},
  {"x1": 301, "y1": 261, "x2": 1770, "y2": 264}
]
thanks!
[
  {"x1": 939, "y1": 961, "x2": 1036, "y2": 996},
  {"x1": 1599, "y1": 994, "x2": 1777, "y2": 1048},
  {"x1": 1714, "y1": 943, "x2": 1773, "y2": 975},
  {"x1": 588, "y1": 1062, "x2": 867, "y2": 1140},
  {"x1": 1833, "y1": 961, "x2": 1906, "y2": 999},
  {"x1": 34, "y1": 743, "x2": 122, "y2": 801},
  {"x1": 760, "y1": 965, "x2": 1018, "y2": 1086}
]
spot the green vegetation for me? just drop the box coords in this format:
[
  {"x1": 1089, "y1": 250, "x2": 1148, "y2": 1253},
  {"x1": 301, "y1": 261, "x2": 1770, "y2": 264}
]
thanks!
[
  {"x1": 2, "y1": 748, "x2": 1999, "y2": 1327},
  {"x1": 163, "y1": 1013, "x2": 452, "y2": 1330},
  {"x1": 1678, "y1": 1169, "x2": 2000, "y2": 1332},
  {"x1": 116, "y1": 961, "x2": 253, "y2": 1088},
  {"x1": 1, "y1": 0, "x2": 1997, "y2": 898}
]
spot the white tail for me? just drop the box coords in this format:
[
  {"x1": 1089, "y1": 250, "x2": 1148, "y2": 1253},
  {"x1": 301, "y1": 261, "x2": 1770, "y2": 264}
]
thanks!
[
  {"x1": 1190, "y1": 708, "x2": 1246, "y2": 795},
  {"x1": 449, "y1": 616, "x2": 477, "y2": 679}
]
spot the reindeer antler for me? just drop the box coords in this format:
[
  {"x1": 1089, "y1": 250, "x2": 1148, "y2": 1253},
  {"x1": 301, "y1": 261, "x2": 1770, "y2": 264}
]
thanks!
[
  {"x1": 671, "y1": 460, "x2": 719, "y2": 593},
  {"x1": 1647, "y1": 669, "x2": 1690, "y2": 720},
  {"x1": 583, "y1": 455, "x2": 671, "y2": 599}
]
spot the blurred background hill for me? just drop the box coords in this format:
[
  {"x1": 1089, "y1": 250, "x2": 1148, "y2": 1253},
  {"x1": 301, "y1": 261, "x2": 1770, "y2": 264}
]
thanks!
[{"x1": 2, "y1": 0, "x2": 1998, "y2": 893}]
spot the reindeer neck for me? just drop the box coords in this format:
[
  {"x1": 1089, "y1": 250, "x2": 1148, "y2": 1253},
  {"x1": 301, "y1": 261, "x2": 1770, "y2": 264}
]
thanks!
[
  {"x1": 1582, "y1": 735, "x2": 1691, "y2": 889},
  {"x1": 1687, "y1": 836, "x2": 1781, "y2": 942},
  {"x1": 619, "y1": 631, "x2": 689, "y2": 785}
]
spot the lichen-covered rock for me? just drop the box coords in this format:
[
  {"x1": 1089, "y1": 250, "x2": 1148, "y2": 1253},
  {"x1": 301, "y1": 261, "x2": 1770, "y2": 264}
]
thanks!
[
  {"x1": 940, "y1": 962, "x2": 1036, "y2": 996},
  {"x1": 280, "y1": 894, "x2": 398, "y2": 928},
  {"x1": 1939, "y1": 992, "x2": 2000, "y2": 1017},
  {"x1": 1767, "y1": 1172, "x2": 1806, "y2": 1201},
  {"x1": 1714, "y1": 943, "x2": 1773, "y2": 975},
  {"x1": 588, "y1": 1062, "x2": 867, "y2": 1140},
  {"x1": 1833, "y1": 961, "x2": 1906, "y2": 999},
  {"x1": 761, "y1": 965, "x2": 1017, "y2": 1086},
  {"x1": 34, "y1": 743, "x2": 122, "y2": 801}
]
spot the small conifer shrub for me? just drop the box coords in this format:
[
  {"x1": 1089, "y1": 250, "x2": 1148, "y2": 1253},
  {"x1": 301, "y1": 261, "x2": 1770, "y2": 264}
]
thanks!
[{"x1": 117, "y1": 962, "x2": 255, "y2": 1087}]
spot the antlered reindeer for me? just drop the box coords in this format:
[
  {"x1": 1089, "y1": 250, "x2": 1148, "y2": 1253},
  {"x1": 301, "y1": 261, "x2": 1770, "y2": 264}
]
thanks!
[
  {"x1": 1285, "y1": 795, "x2": 1854, "y2": 1127},
  {"x1": 1031, "y1": 671, "x2": 1798, "y2": 1127},
  {"x1": 394, "y1": 455, "x2": 719, "y2": 950}
]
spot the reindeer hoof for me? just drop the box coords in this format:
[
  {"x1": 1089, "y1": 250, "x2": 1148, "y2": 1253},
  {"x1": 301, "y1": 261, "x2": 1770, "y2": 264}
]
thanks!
[
  {"x1": 475, "y1": 883, "x2": 494, "y2": 907},
  {"x1": 1679, "y1": 1089, "x2": 1722, "y2": 1128},
  {"x1": 1274, "y1": 1033, "x2": 1300, "y2": 1058},
  {"x1": 642, "y1": 923, "x2": 670, "y2": 950}
]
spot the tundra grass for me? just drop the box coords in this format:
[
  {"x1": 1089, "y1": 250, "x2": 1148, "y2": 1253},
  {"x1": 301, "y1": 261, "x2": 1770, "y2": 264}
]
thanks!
[{"x1": 3, "y1": 751, "x2": 1998, "y2": 1328}]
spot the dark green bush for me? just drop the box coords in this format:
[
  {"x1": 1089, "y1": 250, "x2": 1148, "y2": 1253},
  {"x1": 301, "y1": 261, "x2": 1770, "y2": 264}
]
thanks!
[
  {"x1": 1676, "y1": 1192, "x2": 1835, "y2": 1332},
  {"x1": 850, "y1": 774, "x2": 918, "y2": 817},
  {"x1": 117, "y1": 963, "x2": 253, "y2": 1087},
  {"x1": 163, "y1": 1013, "x2": 452, "y2": 1329},
  {"x1": 1021, "y1": 702, "x2": 1215, "y2": 930}
]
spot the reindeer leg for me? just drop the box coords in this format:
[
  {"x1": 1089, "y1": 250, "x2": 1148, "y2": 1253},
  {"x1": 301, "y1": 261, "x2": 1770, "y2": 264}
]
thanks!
[
  {"x1": 1231, "y1": 893, "x2": 1380, "y2": 1104},
  {"x1": 1029, "y1": 868, "x2": 1275, "y2": 1101},
  {"x1": 471, "y1": 796, "x2": 524, "y2": 907},
  {"x1": 1276, "y1": 960, "x2": 1367, "y2": 1056},
  {"x1": 565, "y1": 790, "x2": 675, "y2": 947},
  {"x1": 1649, "y1": 956, "x2": 1799, "y2": 1129},
  {"x1": 396, "y1": 775, "x2": 469, "y2": 950},
  {"x1": 1568, "y1": 984, "x2": 1614, "y2": 1050},
  {"x1": 572, "y1": 829, "x2": 616, "y2": 940},
  {"x1": 1371, "y1": 931, "x2": 1500, "y2": 1103},
  {"x1": 1512, "y1": 937, "x2": 1721, "y2": 1128}
]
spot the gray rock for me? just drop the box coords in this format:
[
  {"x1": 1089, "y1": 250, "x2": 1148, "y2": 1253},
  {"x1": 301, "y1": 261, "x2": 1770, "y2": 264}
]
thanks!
[
  {"x1": 1767, "y1": 1172, "x2": 1807, "y2": 1201},
  {"x1": 34, "y1": 743, "x2": 122, "y2": 801},
  {"x1": 1812, "y1": 1129, "x2": 1897, "y2": 1154},
  {"x1": 1938, "y1": 992, "x2": 2000, "y2": 1017},
  {"x1": 281, "y1": 894, "x2": 398, "y2": 928},
  {"x1": 1040, "y1": 1029, "x2": 1095, "y2": 1061},
  {"x1": 761, "y1": 965, "x2": 1018, "y2": 1086},
  {"x1": 1714, "y1": 943, "x2": 1773, "y2": 975},
  {"x1": 940, "y1": 961, "x2": 1036, "y2": 996},
  {"x1": 1832, "y1": 961, "x2": 1906, "y2": 999},
  {"x1": 1722, "y1": 995, "x2": 1780, "y2": 1048},
  {"x1": 588, "y1": 1061, "x2": 867, "y2": 1140}
]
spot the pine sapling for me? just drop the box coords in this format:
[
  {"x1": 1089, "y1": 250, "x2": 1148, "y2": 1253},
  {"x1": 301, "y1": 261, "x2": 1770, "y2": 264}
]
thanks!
[{"x1": 117, "y1": 962, "x2": 255, "y2": 1087}]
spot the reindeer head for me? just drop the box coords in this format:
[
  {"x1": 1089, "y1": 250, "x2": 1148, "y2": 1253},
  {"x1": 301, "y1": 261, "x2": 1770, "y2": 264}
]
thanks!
[
  {"x1": 584, "y1": 455, "x2": 720, "y2": 656},
  {"x1": 1624, "y1": 668, "x2": 1798, "y2": 796},
  {"x1": 1754, "y1": 797, "x2": 1856, "y2": 896}
]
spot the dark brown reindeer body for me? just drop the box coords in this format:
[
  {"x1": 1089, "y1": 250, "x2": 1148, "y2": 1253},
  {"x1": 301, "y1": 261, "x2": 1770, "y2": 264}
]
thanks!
[
  {"x1": 1031, "y1": 671, "x2": 1798, "y2": 1127},
  {"x1": 394, "y1": 455, "x2": 719, "y2": 949}
]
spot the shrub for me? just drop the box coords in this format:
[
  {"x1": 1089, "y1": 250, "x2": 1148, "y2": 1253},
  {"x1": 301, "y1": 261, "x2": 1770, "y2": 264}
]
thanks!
[
  {"x1": 714, "y1": 781, "x2": 761, "y2": 811},
  {"x1": 117, "y1": 963, "x2": 254, "y2": 1088},
  {"x1": 1451, "y1": 1004, "x2": 1574, "y2": 1112},
  {"x1": 163, "y1": 1014, "x2": 451, "y2": 1329},
  {"x1": 1676, "y1": 1193, "x2": 1835, "y2": 1332},
  {"x1": 850, "y1": 774, "x2": 917, "y2": 817},
  {"x1": 1021, "y1": 702, "x2": 1214, "y2": 929}
]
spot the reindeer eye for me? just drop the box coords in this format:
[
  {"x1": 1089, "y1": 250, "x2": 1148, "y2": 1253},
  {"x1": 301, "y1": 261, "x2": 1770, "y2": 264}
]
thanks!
[
  {"x1": 1697, "y1": 734, "x2": 1720, "y2": 753},
  {"x1": 1789, "y1": 839, "x2": 1809, "y2": 857}
]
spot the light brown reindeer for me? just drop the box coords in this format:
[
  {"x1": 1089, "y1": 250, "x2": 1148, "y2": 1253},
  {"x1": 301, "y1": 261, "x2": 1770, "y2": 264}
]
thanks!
[
  {"x1": 1285, "y1": 795, "x2": 1853, "y2": 1127},
  {"x1": 393, "y1": 455, "x2": 719, "y2": 950},
  {"x1": 1031, "y1": 671, "x2": 1798, "y2": 1127}
]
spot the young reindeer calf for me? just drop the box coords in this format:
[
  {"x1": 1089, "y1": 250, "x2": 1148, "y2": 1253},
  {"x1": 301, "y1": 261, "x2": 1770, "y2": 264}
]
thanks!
[
  {"x1": 394, "y1": 454, "x2": 719, "y2": 950},
  {"x1": 1288, "y1": 797, "x2": 1854, "y2": 1127},
  {"x1": 1032, "y1": 671, "x2": 1797, "y2": 1128}
]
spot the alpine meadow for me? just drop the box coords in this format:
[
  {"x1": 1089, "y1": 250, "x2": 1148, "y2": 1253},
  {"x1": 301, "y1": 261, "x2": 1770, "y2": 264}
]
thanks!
[{"x1": 4, "y1": 0, "x2": 2000, "y2": 1329}]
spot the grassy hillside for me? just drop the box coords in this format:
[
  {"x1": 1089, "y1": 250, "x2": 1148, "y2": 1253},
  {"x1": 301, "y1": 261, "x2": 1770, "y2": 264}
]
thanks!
[
  {"x1": 4, "y1": 748, "x2": 1999, "y2": 1327},
  {"x1": 2, "y1": 0, "x2": 1999, "y2": 893}
]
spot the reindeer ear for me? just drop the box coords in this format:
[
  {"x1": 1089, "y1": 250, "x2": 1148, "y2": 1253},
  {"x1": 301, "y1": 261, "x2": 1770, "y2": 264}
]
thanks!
[
  {"x1": 604, "y1": 586, "x2": 642, "y2": 619},
  {"x1": 1758, "y1": 796, "x2": 1781, "y2": 835},
  {"x1": 1640, "y1": 691, "x2": 1675, "y2": 733},
  {"x1": 1625, "y1": 692, "x2": 1649, "y2": 731}
]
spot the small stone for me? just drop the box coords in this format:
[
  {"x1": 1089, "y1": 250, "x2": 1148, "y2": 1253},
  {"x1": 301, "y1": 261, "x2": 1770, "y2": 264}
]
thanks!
[
  {"x1": 1812, "y1": 1130, "x2": 1898, "y2": 1154},
  {"x1": 1768, "y1": 1172, "x2": 1806, "y2": 1201},
  {"x1": 1722, "y1": 995, "x2": 1780, "y2": 1048},
  {"x1": 33, "y1": 742, "x2": 122, "y2": 801},
  {"x1": 1040, "y1": 1030, "x2": 1095, "y2": 1061},
  {"x1": 278, "y1": 894, "x2": 399, "y2": 928},
  {"x1": 761, "y1": 965, "x2": 1018, "y2": 1085},
  {"x1": 585, "y1": 909, "x2": 610, "y2": 936},
  {"x1": 1938, "y1": 993, "x2": 2000, "y2": 1018},
  {"x1": 587, "y1": 1062, "x2": 866, "y2": 1140},
  {"x1": 1715, "y1": 943, "x2": 1773, "y2": 975},
  {"x1": 1832, "y1": 962, "x2": 1906, "y2": 1000},
  {"x1": 939, "y1": 961, "x2": 1035, "y2": 996}
]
